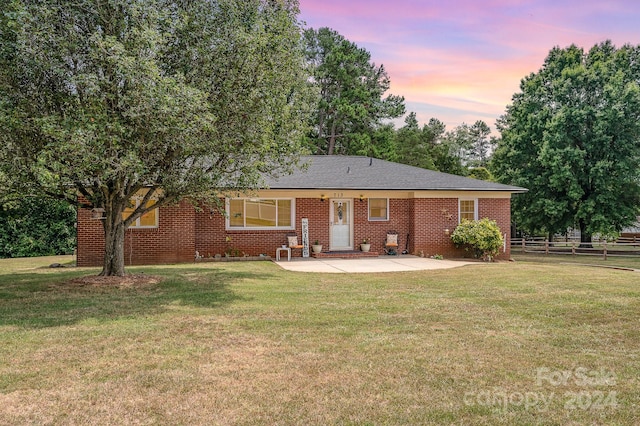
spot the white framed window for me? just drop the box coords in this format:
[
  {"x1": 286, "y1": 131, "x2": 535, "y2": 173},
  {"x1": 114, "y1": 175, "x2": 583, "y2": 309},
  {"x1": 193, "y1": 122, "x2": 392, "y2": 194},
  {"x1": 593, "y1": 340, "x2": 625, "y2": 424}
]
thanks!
[
  {"x1": 226, "y1": 198, "x2": 295, "y2": 229},
  {"x1": 123, "y1": 198, "x2": 158, "y2": 228},
  {"x1": 459, "y1": 199, "x2": 478, "y2": 222},
  {"x1": 368, "y1": 198, "x2": 389, "y2": 221}
]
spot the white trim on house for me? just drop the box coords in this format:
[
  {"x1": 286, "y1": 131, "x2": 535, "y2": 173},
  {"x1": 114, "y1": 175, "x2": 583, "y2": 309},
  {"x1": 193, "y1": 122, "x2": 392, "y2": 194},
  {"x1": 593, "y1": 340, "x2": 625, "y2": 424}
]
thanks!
[{"x1": 247, "y1": 189, "x2": 515, "y2": 200}]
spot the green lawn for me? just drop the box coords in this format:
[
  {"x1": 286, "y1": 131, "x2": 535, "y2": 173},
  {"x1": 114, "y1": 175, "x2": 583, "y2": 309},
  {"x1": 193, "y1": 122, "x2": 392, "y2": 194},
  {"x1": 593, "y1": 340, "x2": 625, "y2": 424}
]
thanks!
[
  {"x1": 512, "y1": 251, "x2": 640, "y2": 270},
  {"x1": 1, "y1": 256, "x2": 639, "y2": 425}
]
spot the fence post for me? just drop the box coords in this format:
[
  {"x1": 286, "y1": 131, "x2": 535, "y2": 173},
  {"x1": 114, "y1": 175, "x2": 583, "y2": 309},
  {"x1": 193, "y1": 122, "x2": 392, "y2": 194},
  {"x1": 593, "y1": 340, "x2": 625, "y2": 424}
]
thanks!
[
  {"x1": 521, "y1": 238, "x2": 526, "y2": 252},
  {"x1": 571, "y1": 242, "x2": 576, "y2": 256},
  {"x1": 603, "y1": 241, "x2": 607, "y2": 260},
  {"x1": 545, "y1": 239, "x2": 549, "y2": 255}
]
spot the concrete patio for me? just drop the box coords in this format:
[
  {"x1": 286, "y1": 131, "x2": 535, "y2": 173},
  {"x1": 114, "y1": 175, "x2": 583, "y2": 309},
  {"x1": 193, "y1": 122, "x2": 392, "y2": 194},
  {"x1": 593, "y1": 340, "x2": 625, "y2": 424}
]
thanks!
[{"x1": 273, "y1": 255, "x2": 476, "y2": 273}]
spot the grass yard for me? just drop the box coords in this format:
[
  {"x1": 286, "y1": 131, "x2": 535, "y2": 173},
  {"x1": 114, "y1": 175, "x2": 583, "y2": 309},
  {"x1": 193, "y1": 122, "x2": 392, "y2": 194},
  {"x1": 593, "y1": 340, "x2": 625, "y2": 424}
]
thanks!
[
  {"x1": 511, "y1": 251, "x2": 640, "y2": 271},
  {"x1": 0, "y1": 256, "x2": 639, "y2": 425}
]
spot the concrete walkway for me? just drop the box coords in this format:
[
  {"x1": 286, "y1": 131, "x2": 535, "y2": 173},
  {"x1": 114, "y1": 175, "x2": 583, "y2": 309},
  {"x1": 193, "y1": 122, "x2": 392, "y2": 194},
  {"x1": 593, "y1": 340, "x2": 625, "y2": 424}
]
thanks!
[{"x1": 273, "y1": 255, "x2": 476, "y2": 273}]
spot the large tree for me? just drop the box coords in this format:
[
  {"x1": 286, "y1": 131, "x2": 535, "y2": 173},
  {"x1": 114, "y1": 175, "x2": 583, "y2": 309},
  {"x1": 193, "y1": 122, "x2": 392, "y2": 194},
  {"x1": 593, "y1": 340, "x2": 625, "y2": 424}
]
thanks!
[
  {"x1": 394, "y1": 113, "x2": 478, "y2": 176},
  {"x1": 440, "y1": 120, "x2": 495, "y2": 169},
  {"x1": 303, "y1": 27, "x2": 405, "y2": 155},
  {"x1": 493, "y1": 41, "x2": 640, "y2": 242},
  {"x1": 0, "y1": 0, "x2": 310, "y2": 275},
  {"x1": 395, "y1": 113, "x2": 440, "y2": 170},
  {"x1": 466, "y1": 120, "x2": 496, "y2": 168}
]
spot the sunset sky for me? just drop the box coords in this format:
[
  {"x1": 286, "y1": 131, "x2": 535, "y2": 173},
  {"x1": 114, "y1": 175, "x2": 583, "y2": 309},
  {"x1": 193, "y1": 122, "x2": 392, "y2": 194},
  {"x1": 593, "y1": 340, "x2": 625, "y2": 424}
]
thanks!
[{"x1": 298, "y1": 0, "x2": 640, "y2": 133}]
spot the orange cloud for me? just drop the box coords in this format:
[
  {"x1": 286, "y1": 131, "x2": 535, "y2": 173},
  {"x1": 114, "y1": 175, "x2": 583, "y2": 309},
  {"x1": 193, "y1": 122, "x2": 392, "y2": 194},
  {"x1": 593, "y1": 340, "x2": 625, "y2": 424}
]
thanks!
[{"x1": 300, "y1": 0, "x2": 640, "y2": 131}]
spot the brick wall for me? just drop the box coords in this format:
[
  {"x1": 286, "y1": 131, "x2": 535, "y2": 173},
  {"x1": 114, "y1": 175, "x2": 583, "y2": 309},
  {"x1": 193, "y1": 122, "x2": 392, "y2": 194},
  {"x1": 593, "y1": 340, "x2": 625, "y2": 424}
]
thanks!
[
  {"x1": 77, "y1": 199, "x2": 195, "y2": 267},
  {"x1": 299, "y1": 198, "x2": 330, "y2": 250},
  {"x1": 411, "y1": 197, "x2": 512, "y2": 259},
  {"x1": 194, "y1": 198, "x2": 332, "y2": 258},
  {"x1": 479, "y1": 198, "x2": 512, "y2": 259},
  {"x1": 76, "y1": 204, "x2": 107, "y2": 267},
  {"x1": 77, "y1": 195, "x2": 513, "y2": 265},
  {"x1": 412, "y1": 198, "x2": 460, "y2": 257},
  {"x1": 354, "y1": 199, "x2": 412, "y2": 253}
]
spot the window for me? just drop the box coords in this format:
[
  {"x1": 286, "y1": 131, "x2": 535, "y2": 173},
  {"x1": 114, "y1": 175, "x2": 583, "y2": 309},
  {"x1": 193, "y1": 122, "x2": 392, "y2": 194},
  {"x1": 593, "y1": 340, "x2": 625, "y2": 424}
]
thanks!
[
  {"x1": 368, "y1": 198, "x2": 388, "y2": 221},
  {"x1": 227, "y1": 198, "x2": 294, "y2": 229},
  {"x1": 459, "y1": 199, "x2": 477, "y2": 222},
  {"x1": 123, "y1": 198, "x2": 158, "y2": 228}
]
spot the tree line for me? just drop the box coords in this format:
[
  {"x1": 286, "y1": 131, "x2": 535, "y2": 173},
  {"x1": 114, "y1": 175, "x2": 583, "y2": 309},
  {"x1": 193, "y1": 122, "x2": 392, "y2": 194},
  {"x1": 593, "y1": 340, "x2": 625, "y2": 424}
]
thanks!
[
  {"x1": 303, "y1": 27, "x2": 640, "y2": 243},
  {"x1": 302, "y1": 27, "x2": 497, "y2": 178},
  {"x1": 1, "y1": 1, "x2": 638, "y2": 269}
]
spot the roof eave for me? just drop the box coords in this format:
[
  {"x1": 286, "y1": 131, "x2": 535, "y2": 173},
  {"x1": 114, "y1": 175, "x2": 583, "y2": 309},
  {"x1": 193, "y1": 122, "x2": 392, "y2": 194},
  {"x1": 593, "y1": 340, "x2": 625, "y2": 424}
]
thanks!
[{"x1": 263, "y1": 186, "x2": 528, "y2": 193}]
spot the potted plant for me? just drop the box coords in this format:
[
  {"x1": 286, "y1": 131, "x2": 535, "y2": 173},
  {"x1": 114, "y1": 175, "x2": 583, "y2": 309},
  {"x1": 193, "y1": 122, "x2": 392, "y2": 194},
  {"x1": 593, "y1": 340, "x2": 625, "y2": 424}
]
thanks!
[
  {"x1": 312, "y1": 239, "x2": 323, "y2": 254},
  {"x1": 360, "y1": 238, "x2": 371, "y2": 252}
]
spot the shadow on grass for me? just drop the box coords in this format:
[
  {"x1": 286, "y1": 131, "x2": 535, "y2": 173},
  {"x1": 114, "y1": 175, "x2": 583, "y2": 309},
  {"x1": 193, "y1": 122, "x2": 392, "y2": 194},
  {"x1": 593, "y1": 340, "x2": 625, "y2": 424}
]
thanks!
[{"x1": 0, "y1": 266, "x2": 269, "y2": 329}]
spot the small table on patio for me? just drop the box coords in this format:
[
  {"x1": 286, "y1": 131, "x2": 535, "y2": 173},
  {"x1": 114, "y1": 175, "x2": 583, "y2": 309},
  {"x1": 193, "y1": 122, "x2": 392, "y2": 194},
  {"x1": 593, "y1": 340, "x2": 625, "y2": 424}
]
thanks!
[{"x1": 275, "y1": 246, "x2": 291, "y2": 261}]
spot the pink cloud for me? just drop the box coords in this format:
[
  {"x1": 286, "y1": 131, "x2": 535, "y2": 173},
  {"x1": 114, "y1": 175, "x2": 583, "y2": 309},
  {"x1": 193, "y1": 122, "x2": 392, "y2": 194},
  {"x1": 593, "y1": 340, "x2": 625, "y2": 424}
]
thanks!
[{"x1": 299, "y1": 0, "x2": 640, "y2": 131}]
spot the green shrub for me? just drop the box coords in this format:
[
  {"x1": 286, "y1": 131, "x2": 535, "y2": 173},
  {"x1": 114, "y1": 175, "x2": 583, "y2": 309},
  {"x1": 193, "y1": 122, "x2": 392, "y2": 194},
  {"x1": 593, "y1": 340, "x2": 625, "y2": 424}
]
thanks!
[
  {"x1": 467, "y1": 167, "x2": 495, "y2": 182},
  {"x1": 450, "y1": 218, "x2": 503, "y2": 261},
  {"x1": 0, "y1": 198, "x2": 76, "y2": 258}
]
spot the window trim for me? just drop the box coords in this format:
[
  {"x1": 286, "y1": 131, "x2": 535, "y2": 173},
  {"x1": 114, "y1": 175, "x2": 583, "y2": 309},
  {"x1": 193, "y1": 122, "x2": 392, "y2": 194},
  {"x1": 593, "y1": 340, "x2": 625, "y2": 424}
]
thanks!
[
  {"x1": 458, "y1": 198, "x2": 478, "y2": 223},
  {"x1": 368, "y1": 198, "x2": 389, "y2": 221},
  {"x1": 225, "y1": 198, "x2": 296, "y2": 230}
]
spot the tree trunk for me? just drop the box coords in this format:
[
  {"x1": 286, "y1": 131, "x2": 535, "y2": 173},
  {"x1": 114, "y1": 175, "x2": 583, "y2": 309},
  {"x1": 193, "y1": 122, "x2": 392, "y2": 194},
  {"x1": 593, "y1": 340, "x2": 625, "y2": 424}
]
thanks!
[
  {"x1": 579, "y1": 218, "x2": 592, "y2": 249},
  {"x1": 316, "y1": 110, "x2": 326, "y2": 155},
  {"x1": 100, "y1": 210, "x2": 127, "y2": 276},
  {"x1": 327, "y1": 120, "x2": 338, "y2": 155}
]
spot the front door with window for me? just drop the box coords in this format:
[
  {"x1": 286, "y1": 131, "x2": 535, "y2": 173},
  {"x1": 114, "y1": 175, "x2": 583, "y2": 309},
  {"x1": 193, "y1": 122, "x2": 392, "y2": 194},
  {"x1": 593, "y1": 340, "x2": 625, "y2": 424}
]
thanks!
[{"x1": 330, "y1": 199, "x2": 353, "y2": 250}]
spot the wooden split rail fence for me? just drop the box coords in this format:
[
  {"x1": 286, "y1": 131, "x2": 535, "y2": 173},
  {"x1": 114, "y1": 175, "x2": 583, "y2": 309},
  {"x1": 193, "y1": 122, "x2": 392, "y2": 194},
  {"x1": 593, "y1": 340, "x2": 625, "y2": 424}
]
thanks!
[{"x1": 511, "y1": 237, "x2": 640, "y2": 260}]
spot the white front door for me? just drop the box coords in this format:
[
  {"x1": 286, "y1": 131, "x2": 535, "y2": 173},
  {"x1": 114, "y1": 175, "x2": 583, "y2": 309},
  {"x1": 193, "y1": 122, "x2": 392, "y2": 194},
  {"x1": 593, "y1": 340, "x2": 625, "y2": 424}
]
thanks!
[{"x1": 330, "y1": 199, "x2": 353, "y2": 250}]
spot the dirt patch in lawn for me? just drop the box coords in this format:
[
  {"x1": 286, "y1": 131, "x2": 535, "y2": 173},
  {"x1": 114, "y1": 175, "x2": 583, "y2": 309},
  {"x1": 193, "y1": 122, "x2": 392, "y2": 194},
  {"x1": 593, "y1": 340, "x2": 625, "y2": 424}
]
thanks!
[{"x1": 64, "y1": 274, "x2": 163, "y2": 289}]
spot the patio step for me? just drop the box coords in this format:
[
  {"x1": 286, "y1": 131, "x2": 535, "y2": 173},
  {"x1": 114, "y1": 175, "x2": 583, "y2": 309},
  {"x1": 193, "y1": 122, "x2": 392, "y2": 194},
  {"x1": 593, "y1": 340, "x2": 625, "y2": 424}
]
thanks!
[{"x1": 311, "y1": 251, "x2": 380, "y2": 259}]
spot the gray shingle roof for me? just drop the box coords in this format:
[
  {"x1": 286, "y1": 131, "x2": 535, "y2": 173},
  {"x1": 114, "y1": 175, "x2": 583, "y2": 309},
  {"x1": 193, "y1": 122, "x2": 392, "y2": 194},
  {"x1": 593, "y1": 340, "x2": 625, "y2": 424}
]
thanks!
[{"x1": 265, "y1": 156, "x2": 527, "y2": 192}]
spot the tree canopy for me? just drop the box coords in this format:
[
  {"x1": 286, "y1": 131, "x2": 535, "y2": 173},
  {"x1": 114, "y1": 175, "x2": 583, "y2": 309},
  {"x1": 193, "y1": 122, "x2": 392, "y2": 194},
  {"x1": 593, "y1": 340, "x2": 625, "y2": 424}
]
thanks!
[
  {"x1": 465, "y1": 120, "x2": 496, "y2": 168},
  {"x1": 393, "y1": 112, "x2": 497, "y2": 176},
  {"x1": 0, "y1": 0, "x2": 311, "y2": 275},
  {"x1": 395, "y1": 113, "x2": 440, "y2": 171},
  {"x1": 303, "y1": 27, "x2": 405, "y2": 155},
  {"x1": 493, "y1": 41, "x2": 640, "y2": 241}
]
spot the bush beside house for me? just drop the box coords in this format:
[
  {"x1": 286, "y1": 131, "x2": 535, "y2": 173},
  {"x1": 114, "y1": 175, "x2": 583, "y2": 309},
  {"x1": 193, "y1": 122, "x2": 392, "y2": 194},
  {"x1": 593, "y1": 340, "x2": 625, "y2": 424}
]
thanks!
[{"x1": 451, "y1": 218, "x2": 504, "y2": 261}]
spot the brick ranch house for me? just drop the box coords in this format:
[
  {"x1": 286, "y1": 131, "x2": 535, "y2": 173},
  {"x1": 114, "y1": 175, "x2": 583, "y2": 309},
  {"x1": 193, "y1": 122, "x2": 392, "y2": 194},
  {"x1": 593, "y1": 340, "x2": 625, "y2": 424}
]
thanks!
[{"x1": 77, "y1": 155, "x2": 526, "y2": 266}]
